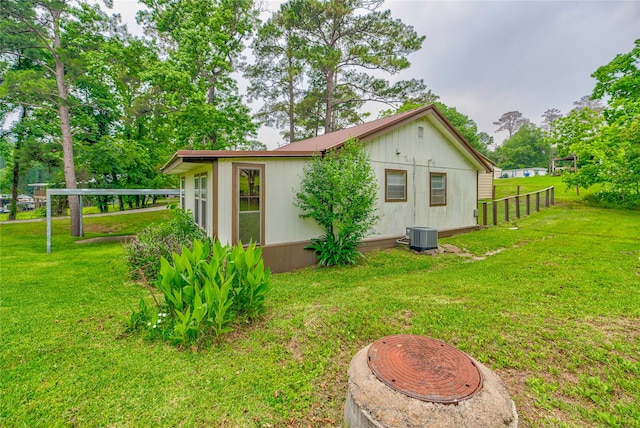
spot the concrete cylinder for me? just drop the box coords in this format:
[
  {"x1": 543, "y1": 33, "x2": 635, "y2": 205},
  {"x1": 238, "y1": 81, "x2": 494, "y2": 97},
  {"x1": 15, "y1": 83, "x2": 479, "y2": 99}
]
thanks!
[{"x1": 344, "y1": 340, "x2": 517, "y2": 428}]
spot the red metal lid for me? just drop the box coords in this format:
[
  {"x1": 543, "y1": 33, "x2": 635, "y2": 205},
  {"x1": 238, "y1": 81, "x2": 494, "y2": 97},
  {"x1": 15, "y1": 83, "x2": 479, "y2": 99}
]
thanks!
[{"x1": 367, "y1": 334, "x2": 483, "y2": 404}]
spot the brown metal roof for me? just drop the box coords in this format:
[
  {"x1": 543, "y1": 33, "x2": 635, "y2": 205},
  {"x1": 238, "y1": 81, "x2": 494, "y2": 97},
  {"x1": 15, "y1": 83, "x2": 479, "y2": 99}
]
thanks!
[
  {"x1": 274, "y1": 105, "x2": 436, "y2": 152},
  {"x1": 161, "y1": 150, "x2": 311, "y2": 174},
  {"x1": 161, "y1": 105, "x2": 493, "y2": 174}
]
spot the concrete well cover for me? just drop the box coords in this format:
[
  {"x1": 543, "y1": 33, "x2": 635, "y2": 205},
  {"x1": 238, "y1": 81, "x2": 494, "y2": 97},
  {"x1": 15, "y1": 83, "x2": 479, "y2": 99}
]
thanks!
[{"x1": 367, "y1": 334, "x2": 482, "y2": 404}]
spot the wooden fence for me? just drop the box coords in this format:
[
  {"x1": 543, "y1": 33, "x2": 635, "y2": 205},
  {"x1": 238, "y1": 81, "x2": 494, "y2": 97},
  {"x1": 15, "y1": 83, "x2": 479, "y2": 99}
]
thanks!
[{"x1": 478, "y1": 186, "x2": 555, "y2": 227}]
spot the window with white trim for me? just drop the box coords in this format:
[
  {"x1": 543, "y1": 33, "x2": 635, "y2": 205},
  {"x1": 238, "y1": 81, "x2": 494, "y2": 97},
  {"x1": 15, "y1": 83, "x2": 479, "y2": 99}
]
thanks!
[
  {"x1": 180, "y1": 177, "x2": 185, "y2": 209},
  {"x1": 385, "y1": 169, "x2": 407, "y2": 202},
  {"x1": 430, "y1": 172, "x2": 446, "y2": 206},
  {"x1": 194, "y1": 174, "x2": 207, "y2": 230}
]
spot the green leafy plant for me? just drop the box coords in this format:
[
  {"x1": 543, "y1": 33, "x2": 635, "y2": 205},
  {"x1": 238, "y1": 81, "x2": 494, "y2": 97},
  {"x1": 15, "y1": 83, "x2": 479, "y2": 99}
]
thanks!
[
  {"x1": 130, "y1": 239, "x2": 271, "y2": 346},
  {"x1": 307, "y1": 233, "x2": 361, "y2": 267},
  {"x1": 295, "y1": 138, "x2": 379, "y2": 266}
]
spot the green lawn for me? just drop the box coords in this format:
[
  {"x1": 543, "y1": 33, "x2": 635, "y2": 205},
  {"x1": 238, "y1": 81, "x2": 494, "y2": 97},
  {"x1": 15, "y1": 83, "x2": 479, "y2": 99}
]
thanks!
[{"x1": 1, "y1": 186, "x2": 639, "y2": 427}]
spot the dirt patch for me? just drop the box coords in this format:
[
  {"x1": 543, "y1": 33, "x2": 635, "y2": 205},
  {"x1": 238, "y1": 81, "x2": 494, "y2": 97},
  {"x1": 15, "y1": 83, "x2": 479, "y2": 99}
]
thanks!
[
  {"x1": 82, "y1": 223, "x2": 124, "y2": 234},
  {"x1": 75, "y1": 235, "x2": 135, "y2": 244}
]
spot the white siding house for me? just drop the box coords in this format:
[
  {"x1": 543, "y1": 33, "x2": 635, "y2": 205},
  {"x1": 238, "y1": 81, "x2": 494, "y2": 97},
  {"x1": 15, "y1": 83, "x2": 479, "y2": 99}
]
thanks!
[
  {"x1": 500, "y1": 168, "x2": 548, "y2": 178},
  {"x1": 162, "y1": 105, "x2": 492, "y2": 272}
]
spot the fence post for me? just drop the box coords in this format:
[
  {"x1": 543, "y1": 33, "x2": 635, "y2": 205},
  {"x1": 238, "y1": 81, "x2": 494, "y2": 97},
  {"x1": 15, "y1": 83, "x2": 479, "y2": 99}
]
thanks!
[
  {"x1": 515, "y1": 195, "x2": 520, "y2": 218},
  {"x1": 505, "y1": 198, "x2": 510, "y2": 222},
  {"x1": 493, "y1": 201, "x2": 498, "y2": 226},
  {"x1": 526, "y1": 194, "x2": 531, "y2": 216},
  {"x1": 536, "y1": 192, "x2": 540, "y2": 212},
  {"x1": 483, "y1": 202, "x2": 487, "y2": 227},
  {"x1": 545, "y1": 189, "x2": 550, "y2": 207},
  {"x1": 551, "y1": 187, "x2": 555, "y2": 205}
]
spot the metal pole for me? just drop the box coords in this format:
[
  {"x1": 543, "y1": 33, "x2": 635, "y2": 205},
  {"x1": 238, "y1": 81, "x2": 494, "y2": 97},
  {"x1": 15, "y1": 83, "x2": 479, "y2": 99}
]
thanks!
[
  {"x1": 79, "y1": 195, "x2": 83, "y2": 236},
  {"x1": 46, "y1": 191, "x2": 52, "y2": 254}
]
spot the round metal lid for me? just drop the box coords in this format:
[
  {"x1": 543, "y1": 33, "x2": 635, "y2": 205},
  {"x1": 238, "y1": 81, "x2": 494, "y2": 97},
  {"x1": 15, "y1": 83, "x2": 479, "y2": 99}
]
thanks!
[{"x1": 367, "y1": 334, "x2": 483, "y2": 404}]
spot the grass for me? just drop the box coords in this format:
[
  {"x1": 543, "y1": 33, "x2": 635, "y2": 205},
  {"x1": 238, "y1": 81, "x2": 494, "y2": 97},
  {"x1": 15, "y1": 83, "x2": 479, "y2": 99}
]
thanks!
[{"x1": 1, "y1": 180, "x2": 639, "y2": 427}]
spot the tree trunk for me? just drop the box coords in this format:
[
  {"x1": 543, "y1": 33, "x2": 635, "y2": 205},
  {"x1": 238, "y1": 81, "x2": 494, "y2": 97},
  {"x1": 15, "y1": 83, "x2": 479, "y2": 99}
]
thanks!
[
  {"x1": 53, "y1": 10, "x2": 81, "y2": 236},
  {"x1": 9, "y1": 146, "x2": 20, "y2": 221},
  {"x1": 324, "y1": 69, "x2": 334, "y2": 134},
  {"x1": 288, "y1": 72, "x2": 295, "y2": 143},
  {"x1": 8, "y1": 107, "x2": 26, "y2": 221}
]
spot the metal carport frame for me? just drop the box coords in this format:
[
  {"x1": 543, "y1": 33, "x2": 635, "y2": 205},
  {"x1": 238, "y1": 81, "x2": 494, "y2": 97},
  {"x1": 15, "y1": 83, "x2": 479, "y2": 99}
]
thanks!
[{"x1": 46, "y1": 188, "x2": 180, "y2": 254}]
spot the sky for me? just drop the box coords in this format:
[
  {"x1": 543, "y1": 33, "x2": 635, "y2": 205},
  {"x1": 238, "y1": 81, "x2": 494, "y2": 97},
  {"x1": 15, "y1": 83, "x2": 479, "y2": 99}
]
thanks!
[{"x1": 112, "y1": 0, "x2": 639, "y2": 149}]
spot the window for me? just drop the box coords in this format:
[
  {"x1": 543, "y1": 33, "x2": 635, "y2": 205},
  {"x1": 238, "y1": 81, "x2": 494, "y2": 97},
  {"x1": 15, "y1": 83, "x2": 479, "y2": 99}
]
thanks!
[
  {"x1": 180, "y1": 177, "x2": 185, "y2": 209},
  {"x1": 385, "y1": 169, "x2": 407, "y2": 202},
  {"x1": 194, "y1": 173, "x2": 207, "y2": 230},
  {"x1": 418, "y1": 126, "x2": 424, "y2": 139},
  {"x1": 430, "y1": 172, "x2": 446, "y2": 206},
  {"x1": 194, "y1": 176, "x2": 199, "y2": 224},
  {"x1": 235, "y1": 166, "x2": 263, "y2": 245}
]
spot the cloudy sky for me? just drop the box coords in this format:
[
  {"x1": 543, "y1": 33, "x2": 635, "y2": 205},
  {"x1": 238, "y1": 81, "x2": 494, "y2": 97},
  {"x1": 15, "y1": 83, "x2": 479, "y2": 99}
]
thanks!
[{"x1": 113, "y1": 0, "x2": 639, "y2": 149}]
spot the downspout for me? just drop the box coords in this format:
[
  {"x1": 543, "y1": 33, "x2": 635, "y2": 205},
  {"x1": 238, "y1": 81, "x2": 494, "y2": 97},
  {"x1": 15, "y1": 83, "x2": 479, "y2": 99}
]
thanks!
[{"x1": 412, "y1": 158, "x2": 417, "y2": 226}]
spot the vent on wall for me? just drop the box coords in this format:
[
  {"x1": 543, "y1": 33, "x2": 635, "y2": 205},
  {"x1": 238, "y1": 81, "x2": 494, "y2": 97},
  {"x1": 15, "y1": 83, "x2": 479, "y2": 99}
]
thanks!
[{"x1": 406, "y1": 227, "x2": 438, "y2": 251}]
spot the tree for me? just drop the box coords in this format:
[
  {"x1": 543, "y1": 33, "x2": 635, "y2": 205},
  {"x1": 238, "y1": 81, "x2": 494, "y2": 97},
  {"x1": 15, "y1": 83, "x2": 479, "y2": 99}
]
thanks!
[
  {"x1": 572, "y1": 95, "x2": 604, "y2": 112},
  {"x1": 246, "y1": 3, "x2": 307, "y2": 143},
  {"x1": 493, "y1": 111, "x2": 530, "y2": 139},
  {"x1": 589, "y1": 39, "x2": 639, "y2": 195},
  {"x1": 547, "y1": 40, "x2": 640, "y2": 199},
  {"x1": 295, "y1": 138, "x2": 379, "y2": 266},
  {"x1": 541, "y1": 108, "x2": 562, "y2": 131},
  {"x1": 248, "y1": 0, "x2": 426, "y2": 142},
  {"x1": 434, "y1": 103, "x2": 491, "y2": 157},
  {"x1": 0, "y1": 0, "x2": 111, "y2": 235},
  {"x1": 495, "y1": 124, "x2": 551, "y2": 170},
  {"x1": 138, "y1": 0, "x2": 258, "y2": 149}
]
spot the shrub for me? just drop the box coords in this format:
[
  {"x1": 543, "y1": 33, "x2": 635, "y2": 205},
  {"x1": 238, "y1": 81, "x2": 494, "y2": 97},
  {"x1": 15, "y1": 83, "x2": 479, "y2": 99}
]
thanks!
[
  {"x1": 295, "y1": 138, "x2": 379, "y2": 266},
  {"x1": 34, "y1": 206, "x2": 47, "y2": 218},
  {"x1": 124, "y1": 205, "x2": 210, "y2": 281},
  {"x1": 584, "y1": 191, "x2": 640, "y2": 210},
  {"x1": 129, "y1": 239, "x2": 271, "y2": 346}
]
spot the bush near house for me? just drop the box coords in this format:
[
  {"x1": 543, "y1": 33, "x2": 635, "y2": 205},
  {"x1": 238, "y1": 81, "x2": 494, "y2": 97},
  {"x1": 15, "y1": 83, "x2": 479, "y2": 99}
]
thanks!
[
  {"x1": 295, "y1": 138, "x2": 379, "y2": 266},
  {"x1": 124, "y1": 205, "x2": 211, "y2": 281}
]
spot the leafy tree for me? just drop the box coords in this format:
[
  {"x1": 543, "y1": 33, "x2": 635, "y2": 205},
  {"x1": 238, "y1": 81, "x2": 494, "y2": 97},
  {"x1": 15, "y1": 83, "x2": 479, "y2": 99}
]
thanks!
[
  {"x1": 546, "y1": 107, "x2": 605, "y2": 187},
  {"x1": 493, "y1": 111, "x2": 530, "y2": 139},
  {"x1": 138, "y1": 0, "x2": 258, "y2": 149},
  {"x1": 495, "y1": 124, "x2": 551, "y2": 170},
  {"x1": 246, "y1": 3, "x2": 307, "y2": 143},
  {"x1": 547, "y1": 40, "x2": 640, "y2": 200},
  {"x1": 434, "y1": 103, "x2": 491, "y2": 157},
  {"x1": 248, "y1": 0, "x2": 426, "y2": 142},
  {"x1": 295, "y1": 138, "x2": 379, "y2": 266},
  {"x1": 0, "y1": 0, "x2": 112, "y2": 235}
]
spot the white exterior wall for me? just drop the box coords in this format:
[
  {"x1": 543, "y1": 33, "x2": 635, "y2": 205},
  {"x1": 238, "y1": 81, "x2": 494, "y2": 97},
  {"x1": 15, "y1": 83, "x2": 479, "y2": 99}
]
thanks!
[
  {"x1": 176, "y1": 116, "x2": 483, "y2": 247},
  {"x1": 365, "y1": 117, "x2": 479, "y2": 238},
  {"x1": 215, "y1": 158, "x2": 323, "y2": 246}
]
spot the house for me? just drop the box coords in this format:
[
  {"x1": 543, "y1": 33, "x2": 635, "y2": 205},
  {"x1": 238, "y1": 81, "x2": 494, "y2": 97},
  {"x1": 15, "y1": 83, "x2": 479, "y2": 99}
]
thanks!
[
  {"x1": 500, "y1": 168, "x2": 548, "y2": 178},
  {"x1": 161, "y1": 105, "x2": 492, "y2": 272},
  {"x1": 27, "y1": 183, "x2": 48, "y2": 208}
]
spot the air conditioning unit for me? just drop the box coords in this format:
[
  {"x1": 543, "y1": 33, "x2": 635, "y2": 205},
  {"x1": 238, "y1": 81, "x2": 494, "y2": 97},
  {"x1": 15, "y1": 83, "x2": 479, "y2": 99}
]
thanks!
[{"x1": 406, "y1": 227, "x2": 438, "y2": 251}]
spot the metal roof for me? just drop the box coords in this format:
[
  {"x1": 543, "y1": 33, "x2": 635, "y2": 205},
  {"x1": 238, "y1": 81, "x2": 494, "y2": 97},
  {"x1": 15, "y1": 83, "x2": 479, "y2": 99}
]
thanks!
[{"x1": 161, "y1": 105, "x2": 493, "y2": 174}]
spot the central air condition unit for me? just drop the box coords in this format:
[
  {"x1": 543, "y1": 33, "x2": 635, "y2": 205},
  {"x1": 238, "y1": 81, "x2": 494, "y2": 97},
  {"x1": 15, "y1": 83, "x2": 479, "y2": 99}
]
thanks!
[{"x1": 406, "y1": 227, "x2": 438, "y2": 251}]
